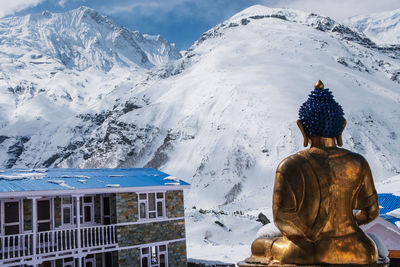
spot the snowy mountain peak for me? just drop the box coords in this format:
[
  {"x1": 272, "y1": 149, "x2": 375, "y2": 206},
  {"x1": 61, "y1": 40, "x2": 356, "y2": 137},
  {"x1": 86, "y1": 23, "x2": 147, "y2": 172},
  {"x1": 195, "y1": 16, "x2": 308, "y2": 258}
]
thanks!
[
  {"x1": 0, "y1": 6, "x2": 181, "y2": 72},
  {"x1": 190, "y1": 5, "x2": 400, "y2": 60},
  {"x1": 345, "y1": 8, "x2": 400, "y2": 45}
]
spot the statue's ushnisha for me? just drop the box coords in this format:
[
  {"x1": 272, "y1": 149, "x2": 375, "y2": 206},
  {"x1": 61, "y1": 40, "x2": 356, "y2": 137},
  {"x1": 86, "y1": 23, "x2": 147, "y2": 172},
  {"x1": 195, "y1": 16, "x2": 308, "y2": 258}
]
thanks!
[{"x1": 242, "y1": 81, "x2": 380, "y2": 266}]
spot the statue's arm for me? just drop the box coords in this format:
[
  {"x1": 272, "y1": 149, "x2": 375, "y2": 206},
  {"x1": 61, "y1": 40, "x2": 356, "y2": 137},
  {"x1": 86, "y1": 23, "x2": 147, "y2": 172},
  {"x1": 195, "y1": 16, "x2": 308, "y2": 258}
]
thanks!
[
  {"x1": 354, "y1": 160, "x2": 379, "y2": 225},
  {"x1": 273, "y1": 170, "x2": 314, "y2": 243}
]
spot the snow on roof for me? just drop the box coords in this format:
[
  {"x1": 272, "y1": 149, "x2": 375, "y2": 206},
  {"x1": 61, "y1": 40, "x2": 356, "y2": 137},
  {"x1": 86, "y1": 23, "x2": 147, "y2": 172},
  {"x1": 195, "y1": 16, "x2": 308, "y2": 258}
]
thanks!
[
  {"x1": 378, "y1": 193, "x2": 400, "y2": 227},
  {"x1": 0, "y1": 168, "x2": 189, "y2": 195},
  {"x1": 361, "y1": 217, "x2": 400, "y2": 251}
]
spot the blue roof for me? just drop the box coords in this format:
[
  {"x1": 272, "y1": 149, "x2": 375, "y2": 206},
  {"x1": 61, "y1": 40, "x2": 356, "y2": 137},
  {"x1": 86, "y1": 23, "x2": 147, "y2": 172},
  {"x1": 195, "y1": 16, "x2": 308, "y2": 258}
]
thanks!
[
  {"x1": 0, "y1": 168, "x2": 189, "y2": 194},
  {"x1": 378, "y1": 193, "x2": 400, "y2": 227}
]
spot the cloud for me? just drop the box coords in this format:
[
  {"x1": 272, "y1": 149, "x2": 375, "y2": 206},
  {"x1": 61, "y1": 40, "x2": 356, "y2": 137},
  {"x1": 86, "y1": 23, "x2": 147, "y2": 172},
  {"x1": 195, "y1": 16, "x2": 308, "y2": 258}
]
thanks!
[
  {"x1": 265, "y1": 0, "x2": 400, "y2": 21},
  {"x1": 58, "y1": 0, "x2": 67, "y2": 8},
  {"x1": 0, "y1": 0, "x2": 45, "y2": 18}
]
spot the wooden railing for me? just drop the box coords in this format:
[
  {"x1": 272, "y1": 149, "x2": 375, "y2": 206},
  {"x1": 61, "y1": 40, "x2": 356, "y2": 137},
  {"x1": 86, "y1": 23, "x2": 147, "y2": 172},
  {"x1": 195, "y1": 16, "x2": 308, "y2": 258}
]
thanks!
[
  {"x1": 0, "y1": 233, "x2": 33, "y2": 260},
  {"x1": 0, "y1": 224, "x2": 117, "y2": 262}
]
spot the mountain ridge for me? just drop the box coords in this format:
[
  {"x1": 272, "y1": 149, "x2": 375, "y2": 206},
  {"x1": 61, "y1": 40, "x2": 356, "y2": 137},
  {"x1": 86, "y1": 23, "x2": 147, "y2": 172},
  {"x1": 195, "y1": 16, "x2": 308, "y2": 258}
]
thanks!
[
  {"x1": 0, "y1": 6, "x2": 181, "y2": 71},
  {"x1": 345, "y1": 8, "x2": 400, "y2": 46}
]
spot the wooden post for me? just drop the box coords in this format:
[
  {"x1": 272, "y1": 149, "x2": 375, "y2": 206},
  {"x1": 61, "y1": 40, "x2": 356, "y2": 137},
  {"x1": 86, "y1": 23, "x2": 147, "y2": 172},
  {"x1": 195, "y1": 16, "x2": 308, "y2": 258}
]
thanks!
[
  {"x1": 30, "y1": 197, "x2": 39, "y2": 267},
  {"x1": 75, "y1": 195, "x2": 82, "y2": 267}
]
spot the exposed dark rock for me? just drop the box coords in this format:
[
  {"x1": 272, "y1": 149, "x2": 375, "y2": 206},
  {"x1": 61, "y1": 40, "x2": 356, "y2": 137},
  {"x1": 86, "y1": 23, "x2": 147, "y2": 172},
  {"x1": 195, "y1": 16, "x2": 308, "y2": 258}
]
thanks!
[
  {"x1": 77, "y1": 111, "x2": 113, "y2": 125},
  {"x1": 241, "y1": 18, "x2": 250, "y2": 25},
  {"x1": 144, "y1": 131, "x2": 178, "y2": 169},
  {"x1": 256, "y1": 212, "x2": 271, "y2": 225},
  {"x1": 224, "y1": 182, "x2": 242, "y2": 204},
  {"x1": 6, "y1": 136, "x2": 31, "y2": 168},
  {"x1": 43, "y1": 153, "x2": 62, "y2": 167},
  {"x1": 0, "y1": 136, "x2": 9, "y2": 145},
  {"x1": 214, "y1": 220, "x2": 224, "y2": 227},
  {"x1": 249, "y1": 14, "x2": 287, "y2": 21}
]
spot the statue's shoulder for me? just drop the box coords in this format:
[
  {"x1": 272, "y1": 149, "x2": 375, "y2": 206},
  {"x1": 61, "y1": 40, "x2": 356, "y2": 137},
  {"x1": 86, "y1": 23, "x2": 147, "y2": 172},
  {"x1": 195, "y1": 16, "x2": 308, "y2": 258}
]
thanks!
[
  {"x1": 337, "y1": 148, "x2": 368, "y2": 163},
  {"x1": 276, "y1": 152, "x2": 308, "y2": 174}
]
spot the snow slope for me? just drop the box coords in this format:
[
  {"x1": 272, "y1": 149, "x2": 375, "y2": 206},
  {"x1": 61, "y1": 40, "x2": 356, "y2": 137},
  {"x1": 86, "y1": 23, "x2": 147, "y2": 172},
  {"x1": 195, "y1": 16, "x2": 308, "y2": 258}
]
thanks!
[
  {"x1": 345, "y1": 8, "x2": 400, "y2": 45},
  {"x1": 1, "y1": 5, "x2": 400, "y2": 264}
]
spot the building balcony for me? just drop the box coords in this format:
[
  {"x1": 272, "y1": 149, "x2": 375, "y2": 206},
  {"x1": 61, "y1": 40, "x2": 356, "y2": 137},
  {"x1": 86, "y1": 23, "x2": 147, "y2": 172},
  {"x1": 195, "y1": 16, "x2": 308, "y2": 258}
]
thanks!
[{"x1": 0, "y1": 224, "x2": 118, "y2": 266}]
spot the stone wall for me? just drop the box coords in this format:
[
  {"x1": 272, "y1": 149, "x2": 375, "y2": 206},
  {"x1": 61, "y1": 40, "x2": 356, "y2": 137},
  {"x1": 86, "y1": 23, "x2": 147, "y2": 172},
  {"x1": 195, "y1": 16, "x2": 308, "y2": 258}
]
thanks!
[
  {"x1": 116, "y1": 190, "x2": 187, "y2": 266},
  {"x1": 116, "y1": 192, "x2": 138, "y2": 223},
  {"x1": 116, "y1": 190, "x2": 184, "y2": 223},
  {"x1": 168, "y1": 240, "x2": 187, "y2": 267},
  {"x1": 118, "y1": 248, "x2": 141, "y2": 267},
  {"x1": 117, "y1": 219, "x2": 185, "y2": 247},
  {"x1": 166, "y1": 190, "x2": 185, "y2": 218}
]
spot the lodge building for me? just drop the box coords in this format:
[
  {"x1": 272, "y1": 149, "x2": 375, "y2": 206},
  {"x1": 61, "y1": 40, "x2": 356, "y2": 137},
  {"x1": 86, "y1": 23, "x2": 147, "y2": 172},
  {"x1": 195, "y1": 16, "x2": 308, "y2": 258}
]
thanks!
[{"x1": 0, "y1": 168, "x2": 189, "y2": 267}]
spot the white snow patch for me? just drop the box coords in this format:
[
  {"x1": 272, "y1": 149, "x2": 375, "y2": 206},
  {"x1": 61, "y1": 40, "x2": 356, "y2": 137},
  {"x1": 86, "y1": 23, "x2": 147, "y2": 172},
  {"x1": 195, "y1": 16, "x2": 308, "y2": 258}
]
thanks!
[
  {"x1": 375, "y1": 174, "x2": 400, "y2": 196},
  {"x1": 61, "y1": 175, "x2": 90, "y2": 179},
  {"x1": 366, "y1": 232, "x2": 389, "y2": 262},
  {"x1": 106, "y1": 184, "x2": 120, "y2": 188},
  {"x1": 164, "y1": 182, "x2": 180, "y2": 185},
  {"x1": 387, "y1": 208, "x2": 400, "y2": 219},
  {"x1": 163, "y1": 176, "x2": 180, "y2": 182},
  {"x1": 77, "y1": 179, "x2": 87, "y2": 184},
  {"x1": 47, "y1": 179, "x2": 74, "y2": 189},
  {"x1": 256, "y1": 223, "x2": 282, "y2": 238},
  {"x1": 0, "y1": 173, "x2": 46, "y2": 180}
]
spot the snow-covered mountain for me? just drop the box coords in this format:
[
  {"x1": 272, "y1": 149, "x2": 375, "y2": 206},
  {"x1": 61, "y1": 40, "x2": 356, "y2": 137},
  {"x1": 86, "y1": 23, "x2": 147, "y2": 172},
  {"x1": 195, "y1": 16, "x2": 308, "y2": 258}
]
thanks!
[
  {"x1": 0, "y1": 6, "x2": 181, "y2": 71},
  {"x1": 1, "y1": 5, "x2": 400, "y2": 263},
  {"x1": 345, "y1": 8, "x2": 400, "y2": 45}
]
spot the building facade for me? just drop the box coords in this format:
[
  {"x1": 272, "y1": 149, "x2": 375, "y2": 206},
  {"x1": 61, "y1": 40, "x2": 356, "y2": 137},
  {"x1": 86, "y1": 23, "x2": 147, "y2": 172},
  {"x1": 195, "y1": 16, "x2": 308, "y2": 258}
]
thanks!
[{"x1": 0, "y1": 168, "x2": 189, "y2": 267}]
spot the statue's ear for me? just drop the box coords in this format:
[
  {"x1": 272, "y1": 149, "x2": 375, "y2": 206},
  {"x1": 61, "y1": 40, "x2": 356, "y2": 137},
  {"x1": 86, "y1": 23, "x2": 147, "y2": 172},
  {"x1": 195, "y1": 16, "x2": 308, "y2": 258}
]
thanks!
[
  {"x1": 336, "y1": 119, "x2": 347, "y2": 147},
  {"x1": 297, "y1": 120, "x2": 309, "y2": 147}
]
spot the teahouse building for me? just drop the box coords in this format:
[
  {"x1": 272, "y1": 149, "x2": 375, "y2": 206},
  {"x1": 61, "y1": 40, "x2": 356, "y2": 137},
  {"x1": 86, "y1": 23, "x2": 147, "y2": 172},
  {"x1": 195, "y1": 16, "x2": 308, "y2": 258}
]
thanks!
[{"x1": 0, "y1": 168, "x2": 189, "y2": 267}]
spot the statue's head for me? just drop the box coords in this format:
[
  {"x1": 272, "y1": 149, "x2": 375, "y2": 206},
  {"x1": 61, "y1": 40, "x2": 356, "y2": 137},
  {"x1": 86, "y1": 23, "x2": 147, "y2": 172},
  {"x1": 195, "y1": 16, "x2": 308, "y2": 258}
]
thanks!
[{"x1": 297, "y1": 80, "x2": 346, "y2": 147}]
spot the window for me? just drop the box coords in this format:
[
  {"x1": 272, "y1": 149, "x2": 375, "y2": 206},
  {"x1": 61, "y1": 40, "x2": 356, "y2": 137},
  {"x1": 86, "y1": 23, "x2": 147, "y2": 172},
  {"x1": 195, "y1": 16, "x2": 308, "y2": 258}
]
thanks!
[
  {"x1": 141, "y1": 244, "x2": 168, "y2": 267},
  {"x1": 83, "y1": 254, "x2": 95, "y2": 267},
  {"x1": 138, "y1": 192, "x2": 165, "y2": 220},
  {"x1": 103, "y1": 252, "x2": 113, "y2": 267},
  {"x1": 4, "y1": 201, "x2": 20, "y2": 235},
  {"x1": 101, "y1": 195, "x2": 111, "y2": 225},
  {"x1": 37, "y1": 200, "x2": 51, "y2": 232},
  {"x1": 80, "y1": 196, "x2": 94, "y2": 225},
  {"x1": 63, "y1": 257, "x2": 74, "y2": 267},
  {"x1": 61, "y1": 197, "x2": 73, "y2": 225}
]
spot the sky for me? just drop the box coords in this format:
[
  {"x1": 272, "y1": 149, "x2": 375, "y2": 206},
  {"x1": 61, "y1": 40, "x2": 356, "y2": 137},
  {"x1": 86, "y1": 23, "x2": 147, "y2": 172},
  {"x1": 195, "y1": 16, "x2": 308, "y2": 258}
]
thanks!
[{"x1": 1, "y1": 0, "x2": 400, "y2": 50}]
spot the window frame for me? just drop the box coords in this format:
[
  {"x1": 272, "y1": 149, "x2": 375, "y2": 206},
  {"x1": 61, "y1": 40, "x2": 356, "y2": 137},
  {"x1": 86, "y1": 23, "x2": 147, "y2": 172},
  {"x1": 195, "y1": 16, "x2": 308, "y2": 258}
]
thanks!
[
  {"x1": 101, "y1": 194, "x2": 112, "y2": 225},
  {"x1": 138, "y1": 191, "x2": 166, "y2": 221},
  {"x1": 140, "y1": 243, "x2": 168, "y2": 267},
  {"x1": 37, "y1": 198, "x2": 53, "y2": 232},
  {"x1": 61, "y1": 196, "x2": 74, "y2": 227},
  {"x1": 2, "y1": 199, "x2": 23, "y2": 235},
  {"x1": 80, "y1": 195, "x2": 95, "y2": 225}
]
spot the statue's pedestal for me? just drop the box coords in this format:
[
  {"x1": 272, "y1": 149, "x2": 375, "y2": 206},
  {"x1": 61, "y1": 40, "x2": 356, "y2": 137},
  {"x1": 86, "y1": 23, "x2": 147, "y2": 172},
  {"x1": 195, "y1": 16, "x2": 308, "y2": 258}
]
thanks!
[{"x1": 237, "y1": 261, "x2": 389, "y2": 267}]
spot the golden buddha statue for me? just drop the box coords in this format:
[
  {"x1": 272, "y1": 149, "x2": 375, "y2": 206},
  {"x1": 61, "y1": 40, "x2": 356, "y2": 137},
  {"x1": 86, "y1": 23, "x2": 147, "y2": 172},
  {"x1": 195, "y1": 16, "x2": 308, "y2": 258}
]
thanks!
[{"x1": 243, "y1": 81, "x2": 380, "y2": 266}]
